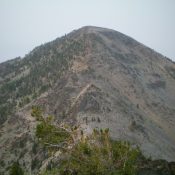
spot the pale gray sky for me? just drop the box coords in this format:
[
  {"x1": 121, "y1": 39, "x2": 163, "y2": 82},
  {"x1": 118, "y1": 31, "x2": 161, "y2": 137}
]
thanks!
[{"x1": 0, "y1": 0, "x2": 175, "y2": 63}]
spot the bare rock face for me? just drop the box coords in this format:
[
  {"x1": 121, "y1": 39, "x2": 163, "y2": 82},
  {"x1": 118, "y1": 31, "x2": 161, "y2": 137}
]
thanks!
[{"x1": 0, "y1": 26, "x2": 175, "y2": 173}]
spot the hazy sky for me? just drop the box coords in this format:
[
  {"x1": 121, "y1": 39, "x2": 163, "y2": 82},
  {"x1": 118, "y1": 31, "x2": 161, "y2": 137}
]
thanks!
[{"x1": 0, "y1": 0, "x2": 175, "y2": 63}]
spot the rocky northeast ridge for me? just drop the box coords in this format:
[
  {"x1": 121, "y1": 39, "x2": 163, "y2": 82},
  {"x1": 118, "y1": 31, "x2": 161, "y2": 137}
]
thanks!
[{"x1": 0, "y1": 26, "x2": 175, "y2": 174}]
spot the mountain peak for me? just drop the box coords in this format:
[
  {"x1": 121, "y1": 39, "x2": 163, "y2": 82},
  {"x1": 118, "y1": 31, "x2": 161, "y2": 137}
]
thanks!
[
  {"x1": 79, "y1": 25, "x2": 113, "y2": 30},
  {"x1": 75, "y1": 25, "x2": 116, "y2": 34},
  {"x1": 0, "y1": 26, "x2": 175, "y2": 174}
]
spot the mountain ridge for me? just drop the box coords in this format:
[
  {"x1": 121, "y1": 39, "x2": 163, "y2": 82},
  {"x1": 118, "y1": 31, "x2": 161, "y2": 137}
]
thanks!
[{"x1": 0, "y1": 26, "x2": 175, "y2": 174}]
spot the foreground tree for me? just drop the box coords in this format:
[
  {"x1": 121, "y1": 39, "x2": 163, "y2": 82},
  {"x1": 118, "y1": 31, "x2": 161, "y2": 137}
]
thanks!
[{"x1": 32, "y1": 106, "x2": 141, "y2": 175}]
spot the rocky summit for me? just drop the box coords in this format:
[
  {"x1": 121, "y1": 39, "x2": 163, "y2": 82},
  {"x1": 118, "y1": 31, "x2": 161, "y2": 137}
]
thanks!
[{"x1": 0, "y1": 26, "x2": 175, "y2": 174}]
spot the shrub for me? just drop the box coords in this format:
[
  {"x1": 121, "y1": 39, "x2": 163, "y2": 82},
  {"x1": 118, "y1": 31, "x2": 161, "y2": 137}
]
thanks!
[
  {"x1": 31, "y1": 106, "x2": 43, "y2": 121},
  {"x1": 58, "y1": 129, "x2": 141, "y2": 175},
  {"x1": 9, "y1": 162, "x2": 24, "y2": 175},
  {"x1": 33, "y1": 109, "x2": 141, "y2": 175}
]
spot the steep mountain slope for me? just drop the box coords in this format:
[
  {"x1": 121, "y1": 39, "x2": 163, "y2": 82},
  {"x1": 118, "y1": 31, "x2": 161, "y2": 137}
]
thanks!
[{"x1": 0, "y1": 26, "x2": 175, "y2": 174}]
